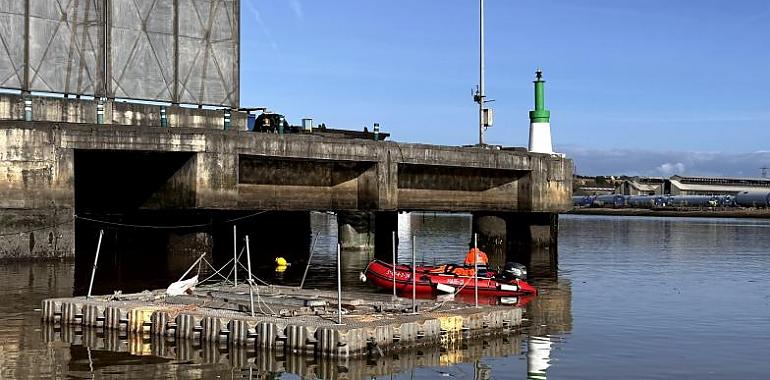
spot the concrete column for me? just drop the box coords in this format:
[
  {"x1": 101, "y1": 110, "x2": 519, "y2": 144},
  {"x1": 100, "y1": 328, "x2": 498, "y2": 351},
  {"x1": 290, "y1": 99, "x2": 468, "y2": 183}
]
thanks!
[
  {"x1": 506, "y1": 212, "x2": 559, "y2": 278},
  {"x1": 470, "y1": 212, "x2": 559, "y2": 277},
  {"x1": 374, "y1": 211, "x2": 398, "y2": 262},
  {"x1": 472, "y1": 212, "x2": 507, "y2": 270},
  {"x1": 337, "y1": 211, "x2": 374, "y2": 250}
]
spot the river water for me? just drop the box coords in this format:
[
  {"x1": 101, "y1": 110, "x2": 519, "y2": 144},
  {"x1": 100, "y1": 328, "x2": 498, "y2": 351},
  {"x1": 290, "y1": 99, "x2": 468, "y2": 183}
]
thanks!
[{"x1": 0, "y1": 214, "x2": 768, "y2": 379}]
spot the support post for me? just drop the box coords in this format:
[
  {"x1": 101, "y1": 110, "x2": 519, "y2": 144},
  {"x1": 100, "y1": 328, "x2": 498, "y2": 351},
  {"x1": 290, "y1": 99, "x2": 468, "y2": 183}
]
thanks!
[
  {"x1": 97, "y1": 97, "x2": 105, "y2": 124},
  {"x1": 23, "y1": 92, "x2": 32, "y2": 121},
  {"x1": 232, "y1": 225, "x2": 237, "y2": 286},
  {"x1": 336, "y1": 243, "x2": 343, "y2": 325},
  {"x1": 299, "y1": 232, "x2": 319, "y2": 289},
  {"x1": 224, "y1": 108, "x2": 232, "y2": 130},
  {"x1": 392, "y1": 231, "x2": 397, "y2": 298},
  {"x1": 160, "y1": 106, "x2": 168, "y2": 128},
  {"x1": 474, "y1": 233, "x2": 479, "y2": 308},
  {"x1": 411, "y1": 235, "x2": 416, "y2": 313},
  {"x1": 245, "y1": 235, "x2": 255, "y2": 317},
  {"x1": 87, "y1": 230, "x2": 104, "y2": 299}
]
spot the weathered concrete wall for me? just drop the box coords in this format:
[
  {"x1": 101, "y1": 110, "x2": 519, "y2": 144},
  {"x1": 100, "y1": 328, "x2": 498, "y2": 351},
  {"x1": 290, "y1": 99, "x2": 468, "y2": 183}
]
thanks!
[
  {"x1": 0, "y1": 209, "x2": 73, "y2": 259},
  {"x1": 0, "y1": 121, "x2": 572, "y2": 258},
  {"x1": 0, "y1": 122, "x2": 572, "y2": 213},
  {"x1": 0, "y1": 126, "x2": 74, "y2": 259},
  {"x1": 0, "y1": 127, "x2": 73, "y2": 208}
]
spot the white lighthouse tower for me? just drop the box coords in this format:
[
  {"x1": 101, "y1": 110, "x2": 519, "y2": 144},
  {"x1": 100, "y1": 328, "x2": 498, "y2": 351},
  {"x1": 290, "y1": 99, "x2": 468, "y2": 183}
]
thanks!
[{"x1": 528, "y1": 69, "x2": 554, "y2": 154}]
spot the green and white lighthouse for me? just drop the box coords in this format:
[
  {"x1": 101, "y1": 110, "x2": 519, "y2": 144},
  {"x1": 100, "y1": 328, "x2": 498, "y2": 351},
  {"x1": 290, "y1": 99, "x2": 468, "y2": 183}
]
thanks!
[{"x1": 528, "y1": 69, "x2": 554, "y2": 154}]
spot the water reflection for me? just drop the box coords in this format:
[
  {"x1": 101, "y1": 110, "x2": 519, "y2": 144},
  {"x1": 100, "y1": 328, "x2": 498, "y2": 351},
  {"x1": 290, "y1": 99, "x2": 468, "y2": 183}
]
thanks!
[
  {"x1": 3, "y1": 212, "x2": 582, "y2": 379},
  {"x1": 43, "y1": 323, "x2": 524, "y2": 380}
]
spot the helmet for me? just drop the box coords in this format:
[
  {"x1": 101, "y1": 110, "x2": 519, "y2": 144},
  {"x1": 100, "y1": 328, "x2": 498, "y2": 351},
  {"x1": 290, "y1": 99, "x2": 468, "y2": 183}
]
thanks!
[{"x1": 503, "y1": 262, "x2": 527, "y2": 280}]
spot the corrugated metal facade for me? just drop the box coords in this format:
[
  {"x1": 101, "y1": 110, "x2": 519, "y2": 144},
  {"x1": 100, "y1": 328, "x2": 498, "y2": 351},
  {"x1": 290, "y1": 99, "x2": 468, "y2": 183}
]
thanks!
[{"x1": 0, "y1": 0, "x2": 239, "y2": 107}]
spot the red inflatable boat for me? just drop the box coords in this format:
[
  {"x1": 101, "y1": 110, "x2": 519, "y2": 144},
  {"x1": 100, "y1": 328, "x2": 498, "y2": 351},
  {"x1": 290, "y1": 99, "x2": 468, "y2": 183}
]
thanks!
[{"x1": 363, "y1": 260, "x2": 537, "y2": 297}]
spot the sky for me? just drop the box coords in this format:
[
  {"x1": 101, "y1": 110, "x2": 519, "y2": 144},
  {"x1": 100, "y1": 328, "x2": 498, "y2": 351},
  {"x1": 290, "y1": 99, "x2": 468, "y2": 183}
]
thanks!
[{"x1": 240, "y1": 0, "x2": 770, "y2": 177}]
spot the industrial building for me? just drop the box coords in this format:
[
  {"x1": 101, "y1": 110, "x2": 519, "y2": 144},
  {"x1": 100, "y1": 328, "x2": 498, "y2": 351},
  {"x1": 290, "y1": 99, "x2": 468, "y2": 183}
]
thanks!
[
  {"x1": 666, "y1": 175, "x2": 770, "y2": 195},
  {"x1": 610, "y1": 175, "x2": 770, "y2": 196},
  {"x1": 616, "y1": 178, "x2": 665, "y2": 195}
]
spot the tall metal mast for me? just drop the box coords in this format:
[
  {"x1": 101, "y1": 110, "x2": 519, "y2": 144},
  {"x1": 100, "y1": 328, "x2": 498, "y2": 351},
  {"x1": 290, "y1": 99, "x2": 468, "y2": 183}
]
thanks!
[{"x1": 478, "y1": 0, "x2": 485, "y2": 145}]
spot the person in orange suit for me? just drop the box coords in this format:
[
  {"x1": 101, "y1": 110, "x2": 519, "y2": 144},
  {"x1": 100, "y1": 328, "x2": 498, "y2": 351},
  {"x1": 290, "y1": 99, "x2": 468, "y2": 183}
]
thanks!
[{"x1": 464, "y1": 247, "x2": 489, "y2": 266}]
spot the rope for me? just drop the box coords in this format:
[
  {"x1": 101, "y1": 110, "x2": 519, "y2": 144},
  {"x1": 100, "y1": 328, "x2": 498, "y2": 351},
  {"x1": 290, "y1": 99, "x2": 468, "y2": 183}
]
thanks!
[
  {"x1": 0, "y1": 218, "x2": 74, "y2": 237},
  {"x1": 74, "y1": 211, "x2": 268, "y2": 230},
  {"x1": 198, "y1": 257, "x2": 234, "y2": 284},
  {"x1": 75, "y1": 215, "x2": 210, "y2": 229}
]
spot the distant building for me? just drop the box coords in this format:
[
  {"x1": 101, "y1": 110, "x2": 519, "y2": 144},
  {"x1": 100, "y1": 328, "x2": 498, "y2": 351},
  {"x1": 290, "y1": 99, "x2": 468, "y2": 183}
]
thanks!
[
  {"x1": 573, "y1": 175, "x2": 618, "y2": 195},
  {"x1": 575, "y1": 186, "x2": 615, "y2": 196},
  {"x1": 616, "y1": 177, "x2": 665, "y2": 195},
  {"x1": 667, "y1": 175, "x2": 770, "y2": 195}
]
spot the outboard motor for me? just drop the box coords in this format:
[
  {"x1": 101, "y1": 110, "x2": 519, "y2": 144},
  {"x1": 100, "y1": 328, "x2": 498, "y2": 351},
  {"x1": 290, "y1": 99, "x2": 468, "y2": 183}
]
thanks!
[{"x1": 502, "y1": 262, "x2": 528, "y2": 280}]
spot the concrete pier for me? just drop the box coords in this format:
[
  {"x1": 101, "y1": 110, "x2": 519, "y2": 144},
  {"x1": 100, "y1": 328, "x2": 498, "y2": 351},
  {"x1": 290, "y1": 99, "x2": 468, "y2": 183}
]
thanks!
[
  {"x1": 1, "y1": 110, "x2": 571, "y2": 260},
  {"x1": 337, "y1": 211, "x2": 375, "y2": 250},
  {"x1": 42, "y1": 285, "x2": 524, "y2": 359}
]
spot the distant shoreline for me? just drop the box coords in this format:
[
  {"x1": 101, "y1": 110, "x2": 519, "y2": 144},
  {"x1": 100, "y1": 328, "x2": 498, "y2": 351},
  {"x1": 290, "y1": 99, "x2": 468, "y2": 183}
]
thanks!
[{"x1": 565, "y1": 208, "x2": 770, "y2": 219}]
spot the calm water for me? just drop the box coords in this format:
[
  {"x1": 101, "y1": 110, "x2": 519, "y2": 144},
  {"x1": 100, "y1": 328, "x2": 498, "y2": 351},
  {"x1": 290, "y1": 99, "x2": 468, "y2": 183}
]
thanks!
[{"x1": 1, "y1": 214, "x2": 769, "y2": 379}]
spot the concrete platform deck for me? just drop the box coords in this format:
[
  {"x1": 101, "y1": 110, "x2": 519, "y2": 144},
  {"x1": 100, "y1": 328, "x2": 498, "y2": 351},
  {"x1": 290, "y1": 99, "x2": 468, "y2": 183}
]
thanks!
[{"x1": 42, "y1": 285, "x2": 524, "y2": 359}]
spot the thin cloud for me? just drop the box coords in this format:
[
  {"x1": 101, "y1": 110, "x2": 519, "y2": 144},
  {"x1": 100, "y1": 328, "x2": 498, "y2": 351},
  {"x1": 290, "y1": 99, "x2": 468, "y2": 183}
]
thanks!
[
  {"x1": 656, "y1": 162, "x2": 686, "y2": 176},
  {"x1": 560, "y1": 146, "x2": 770, "y2": 178},
  {"x1": 289, "y1": 0, "x2": 304, "y2": 23},
  {"x1": 243, "y1": 0, "x2": 278, "y2": 50}
]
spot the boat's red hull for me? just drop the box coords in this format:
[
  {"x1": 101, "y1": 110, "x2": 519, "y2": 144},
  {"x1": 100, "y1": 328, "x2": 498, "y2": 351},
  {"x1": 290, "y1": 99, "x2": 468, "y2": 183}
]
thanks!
[{"x1": 363, "y1": 260, "x2": 537, "y2": 297}]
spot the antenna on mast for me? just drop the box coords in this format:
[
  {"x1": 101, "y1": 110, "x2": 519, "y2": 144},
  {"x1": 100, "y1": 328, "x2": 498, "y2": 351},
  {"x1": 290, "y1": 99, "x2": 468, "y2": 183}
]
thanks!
[{"x1": 473, "y1": 0, "x2": 493, "y2": 146}]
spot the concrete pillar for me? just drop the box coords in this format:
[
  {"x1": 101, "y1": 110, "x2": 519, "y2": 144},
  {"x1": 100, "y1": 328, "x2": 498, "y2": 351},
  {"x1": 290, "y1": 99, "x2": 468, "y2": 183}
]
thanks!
[
  {"x1": 471, "y1": 212, "x2": 559, "y2": 277},
  {"x1": 472, "y1": 212, "x2": 507, "y2": 270},
  {"x1": 506, "y1": 212, "x2": 559, "y2": 278},
  {"x1": 337, "y1": 211, "x2": 374, "y2": 251},
  {"x1": 333, "y1": 211, "x2": 396, "y2": 253},
  {"x1": 374, "y1": 211, "x2": 398, "y2": 262}
]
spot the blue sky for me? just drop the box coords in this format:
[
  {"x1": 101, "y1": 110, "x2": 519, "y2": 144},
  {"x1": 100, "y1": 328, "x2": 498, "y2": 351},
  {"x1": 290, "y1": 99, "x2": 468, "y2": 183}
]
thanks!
[{"x1": 240, "y1": 1, "x2": 770, "y2": 176}]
